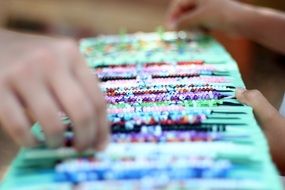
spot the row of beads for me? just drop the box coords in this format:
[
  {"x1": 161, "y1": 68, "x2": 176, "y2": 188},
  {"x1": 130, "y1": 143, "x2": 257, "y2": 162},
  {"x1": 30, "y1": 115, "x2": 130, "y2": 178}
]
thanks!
[
  {"x1": 111, "y1": 131, "x2": 244, "y2": 143},
  {"x1": 105, "y1": 87, "x2": 217, "y2": 96},
  {"x1": 101, "y1": 77, "x2": 231, "y2": 88},
  {"x1": 85, "y1": 40, "x2": 197, "y2": 54},
  {"x1": 109, "y1": 111, "x2": 206, "y2": 126},
  {"x1": 108, "y1": 100, "x2": 223, "y2": 109},
  {"x1": 111, "y1": 124, "x2": 227, "y2": 134},
  {"x1": 56, "y1": 156, "x2": 231, "y2": 173},
  {"x1": 96, "y1": 63, "x2": 216, "y2": 71},
  {"x1": 97, "y1": 70, "x2": 212, "y2": 76},
  {"x1": 63, "y1": 127, "x2": 228, "y2": 148},
  {"x1": 108, "y1": 105, "x2": 210, "y2": 114},
  {"x1": 94, "y1": 60, "x2": 204, "y2": 71},
  {"x1": 55, "y1": 156, "x2": 232, "y2": 182},
  {"x1": 106, "y1": 91, "x2": 226, "y2": 104},
  {"x1": 90, "y1": 37, "x2": 192, "y2": 47},
  {"x1": 96, "y1": 64, "x2": 215, "y2": 73},
  {"x1": 63, "y1": 124, "x2": 228, "y2": 148},
  {"x1": 57, "y1": 156, "x2": 229, "y2": 171},
  {"x1": 98, "y1": 71, "x2": 217, "y2": 81},
  {"x1": 104, "y1": 84, "x2": 234, "y2": 93}
]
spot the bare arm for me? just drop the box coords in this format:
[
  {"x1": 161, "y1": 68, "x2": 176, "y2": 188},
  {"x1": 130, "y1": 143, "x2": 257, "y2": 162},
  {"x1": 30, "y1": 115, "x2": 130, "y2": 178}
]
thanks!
[
  {"x1": 233, "y1": 4, "x2": 285, "y2": 54},
  {"x1": 166, "y1": 0, "x2": 285, "y2": 54},
  {"x1": 166, "y1": 0, "x2": 285, "y2": 174}
]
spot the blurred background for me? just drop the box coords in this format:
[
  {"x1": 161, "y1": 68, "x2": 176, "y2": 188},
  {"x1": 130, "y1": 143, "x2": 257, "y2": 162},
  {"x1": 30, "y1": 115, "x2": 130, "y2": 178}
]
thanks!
[{"x1": 0, "y1": 0, "x2": 285, "y2": 179}]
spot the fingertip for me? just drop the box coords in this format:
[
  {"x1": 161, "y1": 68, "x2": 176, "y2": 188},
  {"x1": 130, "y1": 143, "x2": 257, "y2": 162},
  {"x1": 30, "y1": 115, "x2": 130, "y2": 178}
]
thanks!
[
  {"x1": 94, "y1": 136, "x2": 109, "y2": 151},
  {"x1": 93, "y1": 120, "x2": 110, "y2": 151},
  {"x1": 235, "y1": 87, "x2": 246, "y2": 94},
  {"x1": 74, "y1": 128, "x2": 94, "y2": 151},
  {"x1": 235, "y1": 87, "x2": 246, "y2": 101},
  {"x1": 74, "y1": 145, "x2": 86, "y2": 153},
  {"x1": 75, "y1": 138, "x2": 91, "y2": 152},
  {"x1": 72, "y1": 114, "x2": 96, "y2": 151},
  {"x1": 166, "y1": 21, "x2": 177, "y2": 31},
  {"x1": 175, "y1": 20, "x2": 185, "y2": 31}
]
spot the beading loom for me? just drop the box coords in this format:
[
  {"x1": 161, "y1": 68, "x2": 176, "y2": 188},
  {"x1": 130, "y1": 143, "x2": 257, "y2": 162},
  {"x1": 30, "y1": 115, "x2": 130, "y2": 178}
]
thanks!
[{"x1": 1, "y1": 31, "x2": 282, "y2": 190}]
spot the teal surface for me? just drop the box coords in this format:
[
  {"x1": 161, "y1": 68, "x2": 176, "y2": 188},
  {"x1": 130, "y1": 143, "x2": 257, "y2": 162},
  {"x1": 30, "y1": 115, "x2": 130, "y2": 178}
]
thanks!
[{"x1": 1, "y1": 31, "x2": 282, "y2": 190}]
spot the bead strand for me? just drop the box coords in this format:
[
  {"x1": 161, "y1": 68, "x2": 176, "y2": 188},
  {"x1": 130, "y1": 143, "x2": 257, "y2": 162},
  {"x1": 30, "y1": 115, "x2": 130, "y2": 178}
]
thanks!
[
  {"x1": 108, "y1": 99, "x2": 223, "y2": 109},
  {"x1": 106, "y1": 91, "x2": 226, "y2": 104}
]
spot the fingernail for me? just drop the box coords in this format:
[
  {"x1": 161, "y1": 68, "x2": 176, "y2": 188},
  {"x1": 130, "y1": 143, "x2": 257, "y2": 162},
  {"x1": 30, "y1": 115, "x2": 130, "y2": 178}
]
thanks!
[{"x1": 235, "y1": 87, "x2": 246, "y2": 95}]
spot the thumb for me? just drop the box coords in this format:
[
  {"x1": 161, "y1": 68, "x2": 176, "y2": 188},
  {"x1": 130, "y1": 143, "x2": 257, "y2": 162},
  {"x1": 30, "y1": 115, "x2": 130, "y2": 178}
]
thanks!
[
  {"x1": 174, "y1": 9, "x2": 205, "y2": 30},
  {"x1": 236, "y1": 89, "x2": 285, "y2": 175},
  {"x1": 235, "y1": 88, "x2": 280, "y2": 126}
]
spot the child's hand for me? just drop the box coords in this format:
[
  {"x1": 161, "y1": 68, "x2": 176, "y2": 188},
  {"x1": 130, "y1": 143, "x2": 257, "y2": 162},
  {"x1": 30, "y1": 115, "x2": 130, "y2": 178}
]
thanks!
[
  {"x1": 0, "y1": 30, "x2": 109, "y2": 151},
  {"x1": 166, "y1": 0, "x2": 244, "y2": 34},
  {"x1": 236, "y1": 88, "x2": 285, "y2": 174}
]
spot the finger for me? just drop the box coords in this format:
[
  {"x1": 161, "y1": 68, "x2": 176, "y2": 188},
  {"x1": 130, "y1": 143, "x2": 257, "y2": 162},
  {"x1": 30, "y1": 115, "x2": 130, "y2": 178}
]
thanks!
[
  {"x1": 73, "y1": 56, "x2": 109, "y2": 150},
  {"x1": 175, "y1": 9, "x2": 205, "y2": 30},
  {"x1": 94, "y1": 118, "x2": 110, "y2": 151},
  {"x1": 167, "y1": 0, "x2": 197, "y2": 21},
  {"x1": 50, "y1": 70, "x2": 95, "y2": 151},
  {"x1": 235, "y1": 88, "x2": 280, "y2": 125},
  {"x1": 236, "y1": 88, "x2": 285, "y2": 174},
  {"x1": 24, "y1": 107, "x2": 37, "y2": 124},
  {"x1": 0, "y1": 88, "x2": 36, "y2": 147},
  {"x1": 166, "y1": 0, "x2": 197, "y2": 29},
  {"x1": 12, "y1": 79, "x2": 64, "y2": 148}
]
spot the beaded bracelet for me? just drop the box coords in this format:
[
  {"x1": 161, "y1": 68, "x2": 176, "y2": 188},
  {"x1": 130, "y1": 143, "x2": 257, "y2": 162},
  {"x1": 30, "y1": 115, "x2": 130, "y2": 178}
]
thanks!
[
  {"x1": 108, "y1": 99, "x2": 224, "y2": 109},
  {"x1": 98, "y1": 71, "x2": 216, "y2": 81},
  {"x1": 111, "y1": 131, "x2": 234, "y2": 143},
  {"x1": 106, "y1": 87, "x2": 217, "y2": 96},
  {"x1": 55, "y1": 156, "x2": 232, "y2": 183},
  {"x1": 97, "y1": 70, "x2": 221, "y2": 81},
  {"x1": 109, "y1": 111, "x2": 206, "y2": 125},
  {"x1": 105, "y1": 91, "x2": 226, "y2": 104},
  {"x1": 95, "y1": 60, "x2": 207, "y2": 74},
  {"x1": 111, "y1": 116, "x2": 205, "y2": 130},
  {"x1": 62, "y1": 124, "x2": 228, "y2": 147},
  {"x1": 104, "y1": 84, "x2": 234, "y2": 95},
  {"x1": 106, "y1": 94, "x2": 225, "y2": 107},
  {"x1": 104, "y1": 83, "x2": 233, "y2": 90},
  {"x1": 108, "y1": 105, "x2": 207, "y2": 114},
  {"x1": 144, "y1": 64, "x2": 213, "y2": 71},
  {"x1": 101, "y1": 77, "x2": 230, "y2": 88},
  {"x1": 56, "y1": 156, "x2": 231, "y2": 174},
  {"x1": 111, "y1": 124, "x2": 228, "y2": 134},
  {"x1": 96, "y1": 64, "x2": 214, "y2": 73},
  {"x1": 151, "y1": 77, "x2": 230, "y2": 84},
  {"x1": 62, "y1": 123, "x2": 228, "y2": 148}
]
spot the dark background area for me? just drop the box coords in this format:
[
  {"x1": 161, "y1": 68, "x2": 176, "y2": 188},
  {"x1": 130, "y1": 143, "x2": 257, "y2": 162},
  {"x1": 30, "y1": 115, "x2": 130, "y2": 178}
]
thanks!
[{"x1": 0, "y1": 0, "x2": 285, "y2": 179}]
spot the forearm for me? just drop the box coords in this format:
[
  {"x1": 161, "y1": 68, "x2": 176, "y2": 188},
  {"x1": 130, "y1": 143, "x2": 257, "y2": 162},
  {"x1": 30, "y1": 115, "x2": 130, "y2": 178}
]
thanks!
[
  {"x1": 233, "y1": 3, "x2": 285, "y2": 54},
  {"x1": 264, "y1": 117, "x2": 285, "y2": 175}
]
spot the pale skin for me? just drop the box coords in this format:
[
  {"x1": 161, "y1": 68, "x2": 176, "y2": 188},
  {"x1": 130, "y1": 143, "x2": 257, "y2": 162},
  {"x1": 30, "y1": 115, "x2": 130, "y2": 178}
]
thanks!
[
  {"x1": 0, "y1": 30, "x2": 109, "y2": 151},
  {"x1": 166, "y1": 0, "x2": 285, "y2": 174}
]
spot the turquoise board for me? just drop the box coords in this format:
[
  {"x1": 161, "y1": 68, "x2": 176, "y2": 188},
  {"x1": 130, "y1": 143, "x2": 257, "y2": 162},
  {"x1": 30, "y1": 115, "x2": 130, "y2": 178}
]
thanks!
[{"x1": 1, "y1": 31, "x2": 282, "y2": 190}]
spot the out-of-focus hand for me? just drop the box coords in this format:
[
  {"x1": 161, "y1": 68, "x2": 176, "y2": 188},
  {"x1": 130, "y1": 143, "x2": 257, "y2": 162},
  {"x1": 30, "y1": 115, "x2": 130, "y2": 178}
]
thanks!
[
  {"x1": 0, "y1": 30, "x2": 109, "y2": 151},
  {"x1": 236, "y1": 88, "x2": 285, "y2": 174},
  {"x1": 166, "y1": 0, "x2": 244, "y2": 34}
]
